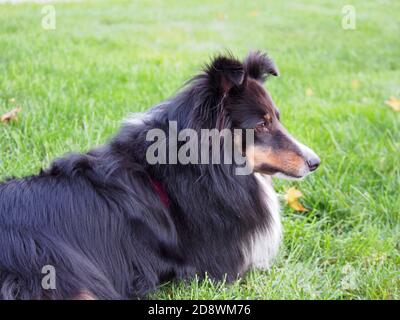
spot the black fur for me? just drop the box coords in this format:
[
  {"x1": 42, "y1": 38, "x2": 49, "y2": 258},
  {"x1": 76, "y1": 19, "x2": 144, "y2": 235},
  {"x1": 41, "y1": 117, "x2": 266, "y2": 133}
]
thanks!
[
  {"x1": 0, "y1": 51, "x2": 278, "y2": 299},
  {"x1": 243, "y1": 51, "x2": 279, "y2": 81}
]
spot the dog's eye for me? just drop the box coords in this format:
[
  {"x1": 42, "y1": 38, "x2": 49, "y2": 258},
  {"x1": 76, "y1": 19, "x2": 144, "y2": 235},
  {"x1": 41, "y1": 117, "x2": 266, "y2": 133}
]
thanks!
[
  {"x1": 255, "y1": 120, "x2": 270, "y2": 133},
  {"x1": 255, "y1": 114, "x2": 273, "y2": 132}
]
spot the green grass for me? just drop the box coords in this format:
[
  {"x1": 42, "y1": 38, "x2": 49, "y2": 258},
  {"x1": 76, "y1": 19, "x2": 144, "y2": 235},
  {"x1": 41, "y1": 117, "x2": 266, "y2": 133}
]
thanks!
[{"x1": 0, "y1": 0, "x2": 399, "y2": 299}]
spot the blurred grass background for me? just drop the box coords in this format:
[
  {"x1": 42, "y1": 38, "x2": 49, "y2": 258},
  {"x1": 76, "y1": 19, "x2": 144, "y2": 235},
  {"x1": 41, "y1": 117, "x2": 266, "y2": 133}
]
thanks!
[{"x1": 0, "y1": 0, "x2": 399, "y2": 299}]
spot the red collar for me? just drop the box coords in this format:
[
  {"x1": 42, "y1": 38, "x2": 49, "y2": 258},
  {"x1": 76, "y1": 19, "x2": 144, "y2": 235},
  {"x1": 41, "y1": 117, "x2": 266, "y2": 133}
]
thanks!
[{"x1": 149, "y1": 178, "x2": 170, "y2": 208}]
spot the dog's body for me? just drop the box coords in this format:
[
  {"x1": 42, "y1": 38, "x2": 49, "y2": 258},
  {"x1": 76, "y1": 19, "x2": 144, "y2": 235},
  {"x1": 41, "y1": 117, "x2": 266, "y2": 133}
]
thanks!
[{"x1": 0, "y1": 52, "x2": 319, "y2": 299}]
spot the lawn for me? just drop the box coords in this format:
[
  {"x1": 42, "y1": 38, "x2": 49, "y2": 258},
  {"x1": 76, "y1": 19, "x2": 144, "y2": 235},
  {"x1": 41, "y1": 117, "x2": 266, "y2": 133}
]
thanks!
[{"x1": 0, "y1": 0, "x2": 399, "y2": 299}]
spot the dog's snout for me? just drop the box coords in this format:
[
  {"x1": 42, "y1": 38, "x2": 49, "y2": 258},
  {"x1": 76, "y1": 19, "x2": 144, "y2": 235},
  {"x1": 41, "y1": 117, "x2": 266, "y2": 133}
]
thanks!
[
  {"x1": 286, "y1": 135, "x2": 320, "y2": 174},
  {"x1": 306, "y1": 157, "x2": 320, "y2": 172}
]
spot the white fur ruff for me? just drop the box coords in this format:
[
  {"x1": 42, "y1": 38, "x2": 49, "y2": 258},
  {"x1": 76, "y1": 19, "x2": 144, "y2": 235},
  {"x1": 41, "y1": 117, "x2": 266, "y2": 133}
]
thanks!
[{"x1": 245, "y1": 173, "x2": 282, "y2": 270}]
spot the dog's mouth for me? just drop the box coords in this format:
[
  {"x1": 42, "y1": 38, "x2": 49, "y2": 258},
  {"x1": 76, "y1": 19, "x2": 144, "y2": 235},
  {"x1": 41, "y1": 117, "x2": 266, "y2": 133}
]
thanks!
[
  {"x1": 257, "y1": 163, "x2": 308, "y2": 180},
  {"x1": 273, "y1": 170, "x2": 312, "y2": 180},
  {"x1": 250, "y1": 144, "x2": 320, "y2": 180}
]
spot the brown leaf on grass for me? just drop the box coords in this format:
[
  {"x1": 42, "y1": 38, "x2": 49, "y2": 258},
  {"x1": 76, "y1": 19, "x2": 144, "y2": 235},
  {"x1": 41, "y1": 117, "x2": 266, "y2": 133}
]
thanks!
[
  {"x1": 216, "y1": 12, "x2": 228, "y2": 20},
  {"x1": 284, "y1": 187, "x2": 309, "y2": 212},
  {"x1": 385, "y1": 96, "x2": 400, "y2": 112},
  {"x1": 1, "y1": 108, "x2": 21, "y2": 123},
  {"x1": 249, "y1": 11, "x2": 259, "y2": 17},
  {"x1": 305, "y1": 88, "x2": 313, "y2": 97},
  {"x1": 351, "y1": 79, "x2": 360, "y2": 89}
]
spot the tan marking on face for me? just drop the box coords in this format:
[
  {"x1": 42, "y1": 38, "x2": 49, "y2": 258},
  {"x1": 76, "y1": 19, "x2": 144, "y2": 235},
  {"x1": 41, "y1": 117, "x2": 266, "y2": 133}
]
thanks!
[
  {"x1": 246, "y1": 145, "x2": 306, "y2": 175},
  {"x1": 264, "y1": 114, "x2": 272, "y2": 122}
]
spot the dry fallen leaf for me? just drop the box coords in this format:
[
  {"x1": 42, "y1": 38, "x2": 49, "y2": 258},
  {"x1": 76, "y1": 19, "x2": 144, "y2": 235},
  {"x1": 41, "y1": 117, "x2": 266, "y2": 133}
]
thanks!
[
  {"x1": 385, "y1": 96, "x2": 400, "y2": 112},
  {"x1": 284, "y1": 187, "x2": 309, "y2": 212},
  {"x1": 306, "y1": 88, "x2": 313, "y2": 97},
  {"x1": 1, "y1": 108, "x2": 21, "y2": 123},
  {"x1": 216, "y1": 12, "x2": 228, "y2": 20},
  {"x1": 351, "y1": 79, "x2": 360, "y2": 89},
  {"x1": 249, "y1": 11, "x2": 259, "y2": 17}
]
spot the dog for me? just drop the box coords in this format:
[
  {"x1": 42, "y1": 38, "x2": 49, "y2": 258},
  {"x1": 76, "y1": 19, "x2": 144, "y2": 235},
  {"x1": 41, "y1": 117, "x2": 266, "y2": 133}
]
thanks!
[{"x1": 0, "y1": 51, "x2": 320, "y2": 300}]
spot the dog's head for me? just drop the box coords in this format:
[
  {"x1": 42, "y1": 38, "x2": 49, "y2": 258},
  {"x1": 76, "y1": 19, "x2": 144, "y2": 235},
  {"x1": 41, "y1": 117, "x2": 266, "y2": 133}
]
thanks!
[{"x1": 204, "y1": 51, "x2": 320, "y2": 179}]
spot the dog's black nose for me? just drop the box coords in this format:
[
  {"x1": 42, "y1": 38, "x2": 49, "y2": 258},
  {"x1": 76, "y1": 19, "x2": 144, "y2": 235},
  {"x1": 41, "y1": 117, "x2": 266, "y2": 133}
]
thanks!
[{"x1": 307, "y1": 157, "x2": 320, "y2": 172}]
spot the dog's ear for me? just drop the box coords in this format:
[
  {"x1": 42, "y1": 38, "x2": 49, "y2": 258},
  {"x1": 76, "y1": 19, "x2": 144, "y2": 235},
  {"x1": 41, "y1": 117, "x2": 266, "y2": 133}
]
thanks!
[
  {"x1": 243, "y1": 51, "x2": 279, "y2": 82},
  {"x1": 206, "y1": 54, "x2": 245, "y2": 94}
]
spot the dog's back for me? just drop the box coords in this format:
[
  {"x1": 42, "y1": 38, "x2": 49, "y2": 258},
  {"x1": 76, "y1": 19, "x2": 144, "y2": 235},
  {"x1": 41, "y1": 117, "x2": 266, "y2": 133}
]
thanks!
[
  {"x1": 0, "y1": 149, "x2": 178, "y2": 299},
  {"x1": 0, "y1": 160, "x2": 122, "y2": 299}
]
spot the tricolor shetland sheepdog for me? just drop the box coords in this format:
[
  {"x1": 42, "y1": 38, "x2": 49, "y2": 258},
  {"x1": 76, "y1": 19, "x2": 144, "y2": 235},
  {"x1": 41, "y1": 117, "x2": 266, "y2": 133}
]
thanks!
[{"x1": 0, "y1": 51, "x2": 320, "y2": 300}]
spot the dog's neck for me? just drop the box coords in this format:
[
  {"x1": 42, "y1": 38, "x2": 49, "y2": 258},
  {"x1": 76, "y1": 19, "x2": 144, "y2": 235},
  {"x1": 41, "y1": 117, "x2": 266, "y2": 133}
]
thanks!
[{"x1": 114, "y1": 121, "x2": 274, "y2": 230}]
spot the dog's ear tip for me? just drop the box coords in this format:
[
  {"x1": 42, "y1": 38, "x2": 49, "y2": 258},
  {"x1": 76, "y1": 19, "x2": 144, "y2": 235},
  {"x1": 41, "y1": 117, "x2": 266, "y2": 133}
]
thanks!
[
  {"x1": 244, "y1": 50, "x2": 279, "y2": 82},
  {"x1": 271, "y1": 69, "x2": 280, "y2": 77}
]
